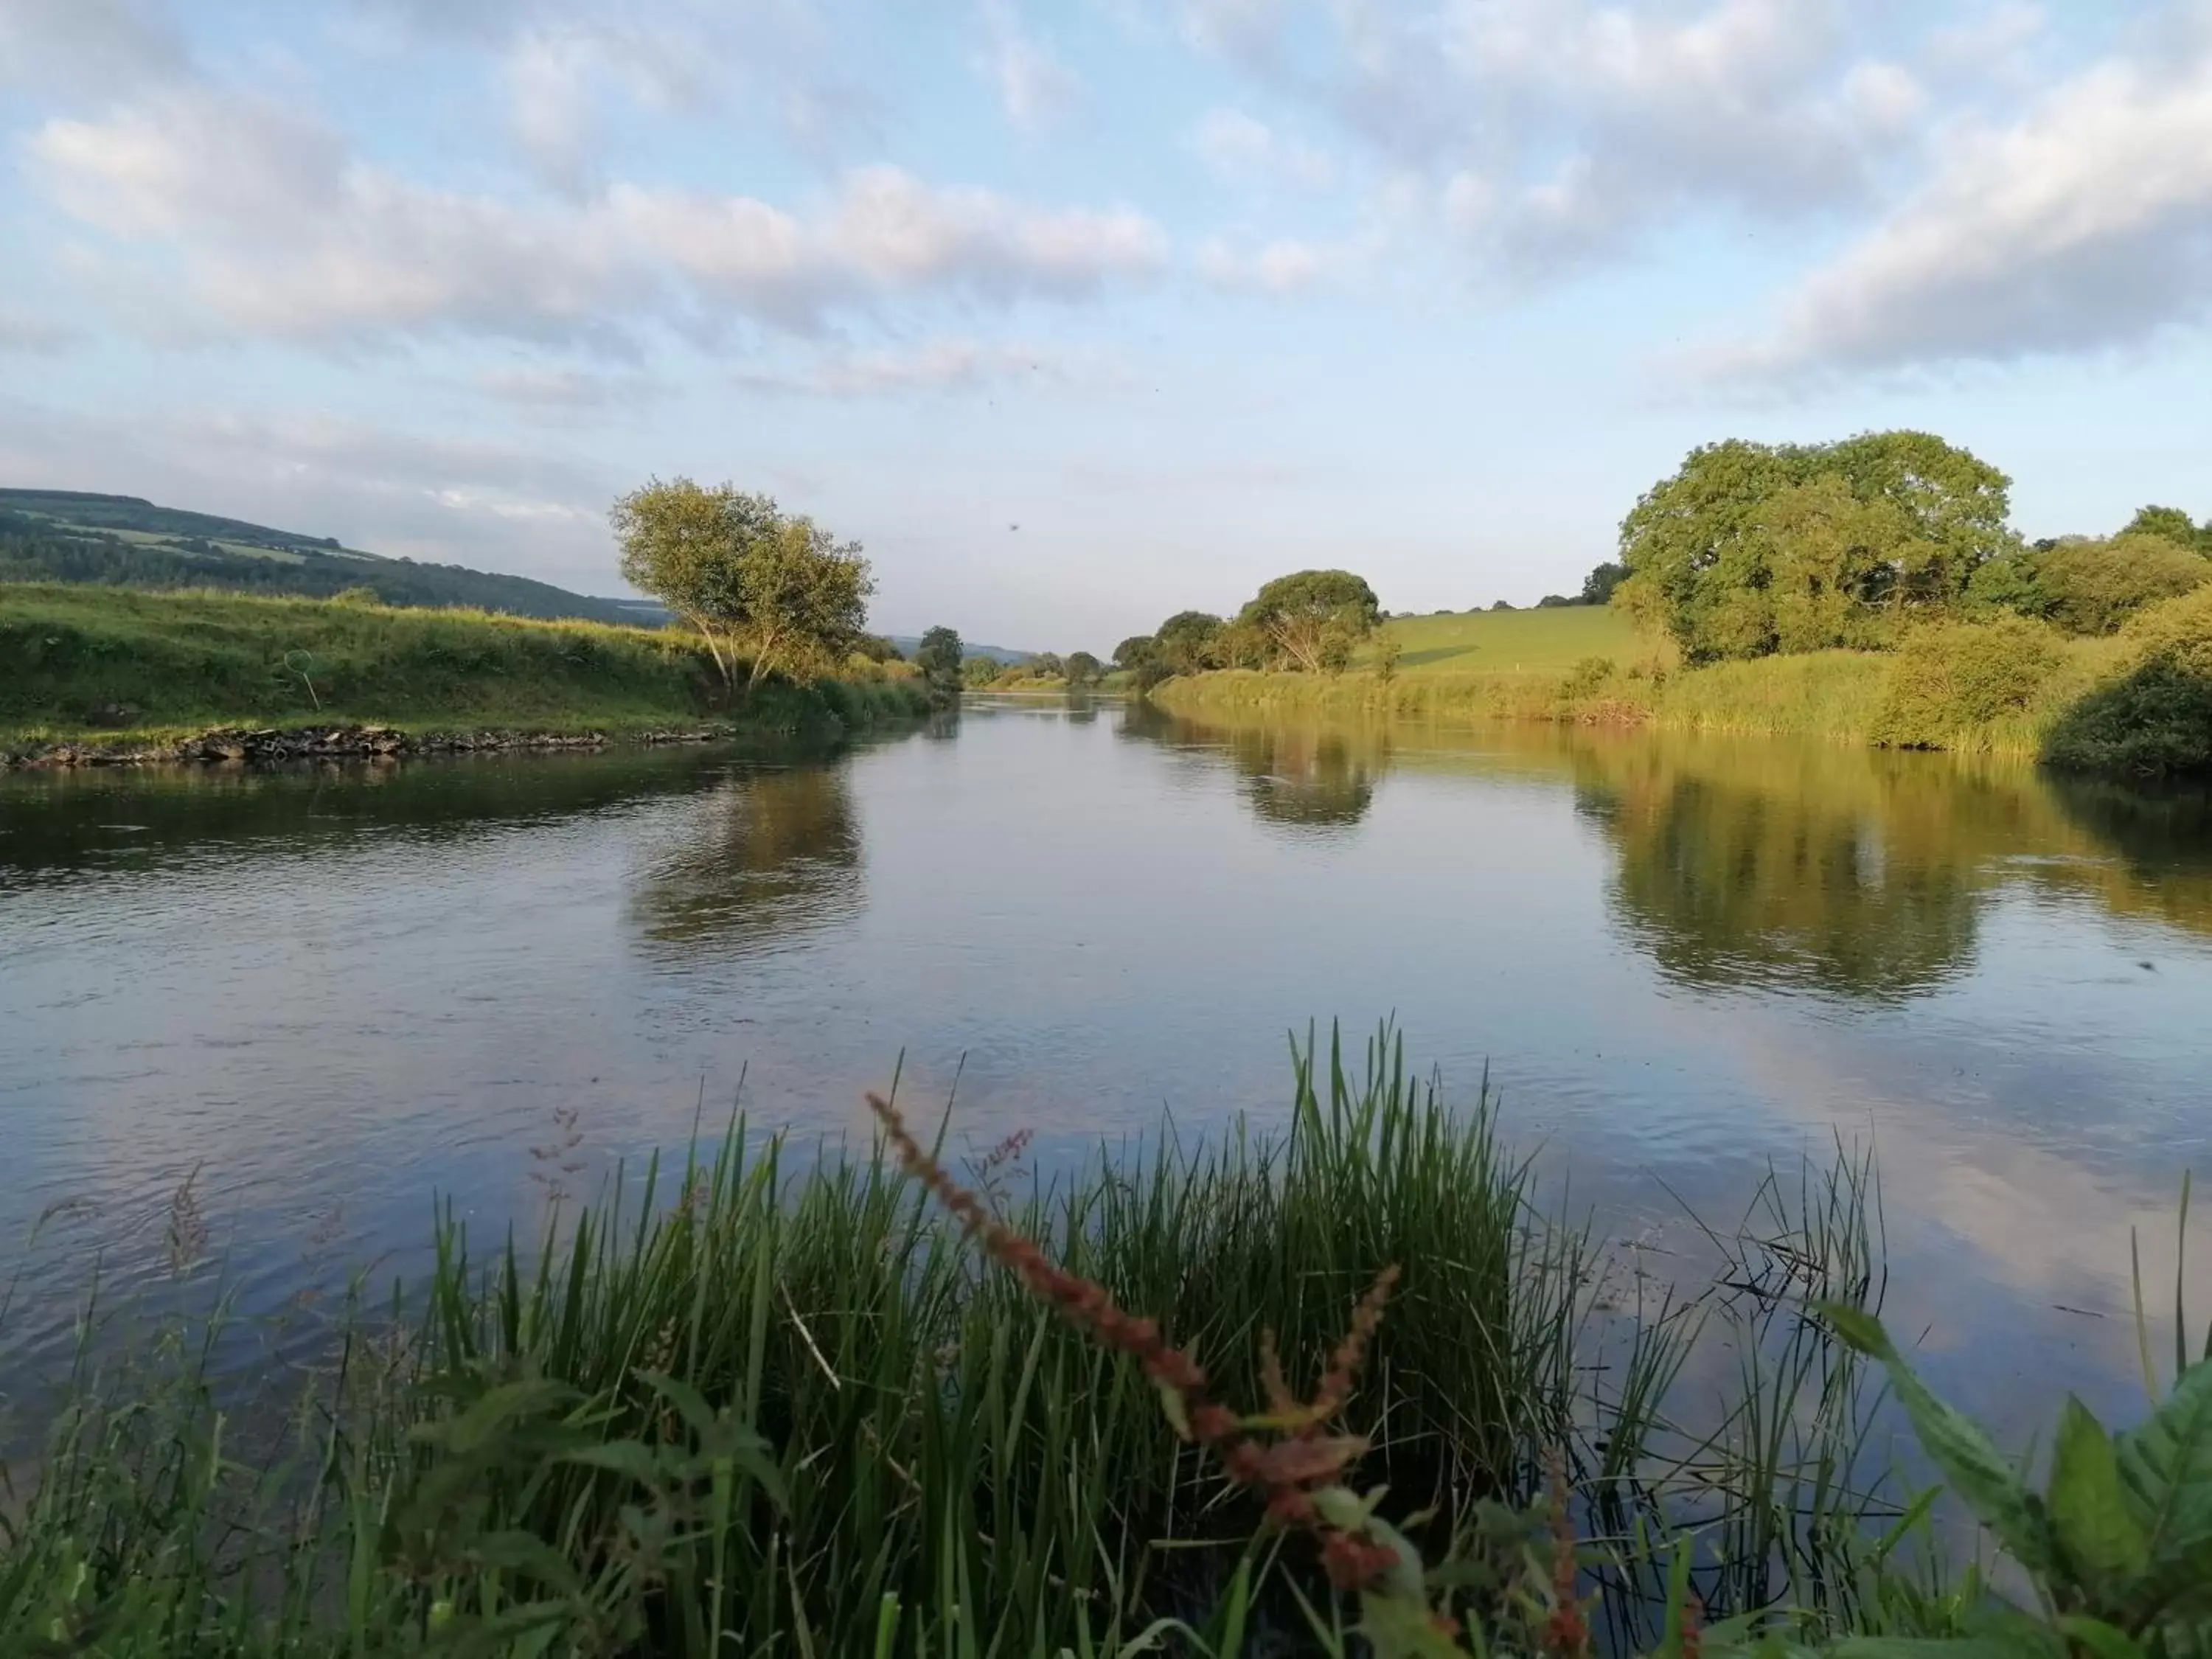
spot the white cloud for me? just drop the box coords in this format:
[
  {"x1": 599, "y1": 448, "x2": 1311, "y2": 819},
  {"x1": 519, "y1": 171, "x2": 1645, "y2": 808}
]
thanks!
[
  {"x1": 474, "y1": 364, "x2": 658, "y2": 413},
  {"x1": 1710, "y1": 41, "x2": 2212, "y2": 379},
  {"x1": 500, "y1": 20, "x2": 717, "y2": 189},
  {"x1": 26, "y1": 87, "x2": 1169, "y2": 347},
  {"x1": 0, "y1": 0, "x2": 184, "y2": 92},
  {"x1": 1436, "y1": 0, "x2": 1921, "y2": 273},
  {"x1": 1194, "y1": 235, "x2": 1332, "y2": 293},
  {"x1": 975, "y1": 0, "x2": 1081, "y2": 132},
  {"x1": 733, "y1": 338, "x2": 1107, "y2": 397},
  {"x1": 1189, "y1": 108, "x2": 1335, "y2": 189},
  {"x1": 1180, "y1": 0, "x2": 1289, "y2": 66}
]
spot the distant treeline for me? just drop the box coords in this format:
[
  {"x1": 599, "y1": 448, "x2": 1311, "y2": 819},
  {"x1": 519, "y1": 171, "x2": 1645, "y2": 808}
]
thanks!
[{"x1": 0, "y1": 509, "x2": 650, "y2": 625}]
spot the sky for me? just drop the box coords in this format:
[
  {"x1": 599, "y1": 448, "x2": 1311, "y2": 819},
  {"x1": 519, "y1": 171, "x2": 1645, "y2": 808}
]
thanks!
[{"x1": 4, "y1": 0, "x2": 2212, "y2": 650}]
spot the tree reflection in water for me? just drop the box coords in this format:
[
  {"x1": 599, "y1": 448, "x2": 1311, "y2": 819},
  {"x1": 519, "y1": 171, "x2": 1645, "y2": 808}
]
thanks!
[{"x1": 629, "y1": 765, "x2": 863, "y2": 958}]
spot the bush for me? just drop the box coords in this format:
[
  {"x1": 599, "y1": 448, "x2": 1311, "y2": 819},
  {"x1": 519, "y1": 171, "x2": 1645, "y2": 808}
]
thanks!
[
  {"x1": 1870, "y1": 616, "x2": 2064, "y2": 749},
  {"x1": 2042, "y1": 655, "x2": 2212, "y2": 777},
  {"x1": 2033, "y1": 532, "x2": 2211, "y2": 635},
  {"x1": 2121, "y1": 580, "x2": 2212, "y2": 677},
  {"x1": 1560, "y1": 655, "x2": 1616, "y2": 698}
]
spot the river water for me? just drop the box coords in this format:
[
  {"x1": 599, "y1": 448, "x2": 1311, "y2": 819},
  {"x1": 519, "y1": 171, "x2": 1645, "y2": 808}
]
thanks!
[{"x1": 3, "y1": 696, "x2": 2209, "y2": 1439}]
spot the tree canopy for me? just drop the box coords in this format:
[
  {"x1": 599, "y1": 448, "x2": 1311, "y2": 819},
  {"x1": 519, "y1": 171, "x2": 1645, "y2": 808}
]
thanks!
[
  {"x1": 1617, "y1": 432, "x2": 2015, "y2": 661},
  {"x1": 1064, "y1": 650, "x2": 1103, "y2": 686},
  {"x1": 913, "y1": 626, "x2": 964, "y2": 697},
  {"x1": 1235, "y1": 571, "x2": 1381, "y2": 673},
  {"x1": 612, "y1": 478, "x2": 874, "y2": 689},
  {"x1": 2123, "y1": 505, "x2": 2212, "y2": 554}
]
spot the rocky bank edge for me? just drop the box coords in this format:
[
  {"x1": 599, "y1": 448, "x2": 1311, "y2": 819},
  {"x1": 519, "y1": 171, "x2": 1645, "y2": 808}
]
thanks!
[{"x1": 0, "y1": 723, "x2": 740, "y2": 770}]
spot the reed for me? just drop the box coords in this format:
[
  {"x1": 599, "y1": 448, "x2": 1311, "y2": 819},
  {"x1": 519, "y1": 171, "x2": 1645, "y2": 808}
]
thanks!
[{"x1": 0, "y1": 1029, "x2": 1902, "y2": 1655}]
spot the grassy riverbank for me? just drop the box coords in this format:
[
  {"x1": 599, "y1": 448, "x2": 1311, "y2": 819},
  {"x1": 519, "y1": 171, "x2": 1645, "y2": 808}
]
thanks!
[
  {"x1": 1156, "y1": 605, "x2": 2142, "y2": 757},
  {"x1": 0, "y1": 582, "x2": 931, "y2": 752},
  {"x1": 1, "y1": 1030, "x2": 1905, "y2": 1655}
]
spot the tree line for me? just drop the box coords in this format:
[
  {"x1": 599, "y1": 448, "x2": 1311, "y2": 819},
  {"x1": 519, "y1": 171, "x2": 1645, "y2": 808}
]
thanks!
[
  {"x1": 1109, "y1": 570, "x2": 1385, "y2": 689},
  {"x1": 1613, "y1": 431, "x2": 2212, "y2": 661}
]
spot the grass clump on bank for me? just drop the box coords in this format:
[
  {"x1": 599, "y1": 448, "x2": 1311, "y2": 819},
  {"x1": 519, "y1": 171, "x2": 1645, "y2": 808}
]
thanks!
[
  {"x1": 1, "y1": 1029, "x2": 1907, "y2": 1656},
  {"x1": 0, "y1": 582, "x2": 931, "y2": 748}
]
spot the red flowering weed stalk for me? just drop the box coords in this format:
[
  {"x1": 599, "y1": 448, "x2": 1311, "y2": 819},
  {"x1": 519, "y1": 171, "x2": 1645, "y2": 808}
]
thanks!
[{"x1": 866, "y1": 1093, "x2": 1411, "y2": 1587}]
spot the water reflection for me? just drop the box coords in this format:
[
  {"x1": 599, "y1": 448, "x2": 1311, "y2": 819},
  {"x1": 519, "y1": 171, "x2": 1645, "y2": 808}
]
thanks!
[
  {"x1": 1574, "y1": 748, "x2": 1983, "y2": 999},
  {"x1": 1228, "y1": 726, "x2": 1381, "y2": 832},
  {"x1": 628, "y1": 766, "x2": 863, "y2": 957},
  {"x1": 0, "y1": 748, "x2": 759, "y2": 890},
  {"x1": 1126, "y1": 709, "x2": 2212, "y2": 1000}
]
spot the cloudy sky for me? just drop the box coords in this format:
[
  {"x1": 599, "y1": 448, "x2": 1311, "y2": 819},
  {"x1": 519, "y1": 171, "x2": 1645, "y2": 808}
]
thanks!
[{"x1": 4, "y1": 0, "x2": 2211, "y2": 647}]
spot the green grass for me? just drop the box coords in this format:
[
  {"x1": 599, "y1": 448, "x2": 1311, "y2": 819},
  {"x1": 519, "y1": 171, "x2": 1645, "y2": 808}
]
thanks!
[
  {"x1": 0, "y1": 582, "x2": 929, "y2": 748},
  {"x1": 1377, "y1": 605, "x2": 1646, "y2": 676},
  {"x1": 0, "y1": 1028, "x2": 1897, "y2": 1656},
  {"x1": 1158, "y1": 608, "x2": 2138, "y2": 758}
]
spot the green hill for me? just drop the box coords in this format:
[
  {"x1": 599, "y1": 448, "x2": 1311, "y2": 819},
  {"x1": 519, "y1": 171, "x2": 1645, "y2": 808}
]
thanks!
[{"x1": 0, "y1": 488, "x2": 657, "y2": 625}]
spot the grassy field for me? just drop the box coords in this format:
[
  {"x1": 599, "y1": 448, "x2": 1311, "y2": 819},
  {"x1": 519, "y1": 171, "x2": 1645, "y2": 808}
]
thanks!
[
  {"x1": 1378, "y1": 605, "x2": 1649, "y2": 675},
  {"x1": 1160, "y1": 604, "x2": 2134, "y2": 756},
  {"x1": 0, "y1": 582, "x2": 928, "y2": 746},
  {"x1": 0, "y1": 1028, "x2": 1906, "y2": 1655}
]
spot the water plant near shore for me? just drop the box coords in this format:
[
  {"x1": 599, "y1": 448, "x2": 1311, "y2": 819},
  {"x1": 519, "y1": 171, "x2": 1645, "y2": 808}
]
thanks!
[{"x1": 0, "y1": 1028, "x2": 2013, "y2": 1655}]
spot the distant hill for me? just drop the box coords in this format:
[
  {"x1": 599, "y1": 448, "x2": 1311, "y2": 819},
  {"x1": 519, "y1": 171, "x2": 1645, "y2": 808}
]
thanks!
[
  {"x1": 884, "y1": 635, "x2": 1032, "y2": 665},
  {"x1": 0, "y1": 489, "x2": 650, "y2": 626}
]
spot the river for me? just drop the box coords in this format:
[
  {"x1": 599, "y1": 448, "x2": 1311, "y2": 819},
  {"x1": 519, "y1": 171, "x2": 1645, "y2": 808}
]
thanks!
[{"x1": 3, "y1": 695, "x2": 2209, "y2": 1441}]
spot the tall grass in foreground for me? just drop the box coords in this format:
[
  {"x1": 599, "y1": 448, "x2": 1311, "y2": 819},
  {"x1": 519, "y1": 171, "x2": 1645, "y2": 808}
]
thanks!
[{"x1": 1, "y1": 1031, "x2": 1893, "y2": 1655}]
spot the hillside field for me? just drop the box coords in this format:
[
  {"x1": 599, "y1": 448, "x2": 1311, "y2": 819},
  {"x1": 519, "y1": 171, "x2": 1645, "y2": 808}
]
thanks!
[
  {"x1": 0, "y1": 582, "x2": 927, "y2": 745},
  {"x1": 1376, "y1": 605, "x2": 1646, "y2": 674}
]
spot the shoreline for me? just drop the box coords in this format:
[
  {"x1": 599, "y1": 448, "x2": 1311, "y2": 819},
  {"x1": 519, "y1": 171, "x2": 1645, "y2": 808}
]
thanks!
[{"x1": 1, "y1": 719, "x2": 837, "y2": 771}]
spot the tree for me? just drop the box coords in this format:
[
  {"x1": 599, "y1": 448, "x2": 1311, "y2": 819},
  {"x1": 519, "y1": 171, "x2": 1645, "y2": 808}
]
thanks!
[
  {"x1": 1022, "y1": 652, "x2": 1065, "y2": 681},
  {"x1": 612, "y1": 478, "x2": 874, "y2": 690},
  {"x1": 1064, "y1": 650, "x2": 1103, "y2": 686},
  {"x1": 914, "y1": 626, "x2": 964, "y2": 696},
  {"x1": 2122, "y1": 504, "x2": 2209, "y2": 552},
  {"x1": 1580, "y1": 560, "x2": 1628, "y2": 605},
  {"x1": 961, "y1": 654, "x2": 1001, "y2": 688},
  {"x1": 1153, "y1": 611, "x2": 1224, "y2": 675},
  {"x1": 1113, "y1": 635, "x2": 1158, "y2": 672},
  {"x1": 2032, "y1": 533, "x2": 2211, "y2": 636},
  {"x1": 855, "y1": 634, "x2": 904, "y2": 663},
  {"x1": 1617, "y1": 432, "x2": 2016, "y2": 661},
  {"x1": 1235, "y1": 571, "x2": 1381, "y2": 673}
]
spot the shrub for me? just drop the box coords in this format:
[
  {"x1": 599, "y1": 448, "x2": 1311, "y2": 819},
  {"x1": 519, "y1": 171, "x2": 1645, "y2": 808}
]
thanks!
[
  {"x1": 1871, "y1": 616, "x2": 2064, "y2": 749},
  {"x1": 2034, "y1": 531, "x2": 2211, "y2": 635},
  {"x1": 2043, "y1": 656, "x2": 2212, "y2": 776},
  {"x1": 1560, "y1": 655, "x2": 1616, "y2": 698},
  {"x1": 2121, "y1": 580, "x2": 2212, "y2": 678}
]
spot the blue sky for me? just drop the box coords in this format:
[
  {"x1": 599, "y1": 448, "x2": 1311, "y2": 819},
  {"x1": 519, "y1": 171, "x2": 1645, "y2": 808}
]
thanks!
[{"x1": 4, "y1": 0, "x2": 2211, "y2": 649}]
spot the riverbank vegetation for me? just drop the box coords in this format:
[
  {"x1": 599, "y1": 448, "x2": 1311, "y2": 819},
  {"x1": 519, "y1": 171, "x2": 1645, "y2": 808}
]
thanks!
[
  {"x1": 0, "y1": 582, "x2": 932, "y2": 751},
  {"x1": 4, "y1": 1026, "x2": 2205, "y2": 1654},
  {"x1": 1146, "y1": 431, "x2": 2212, "y2": 775}
]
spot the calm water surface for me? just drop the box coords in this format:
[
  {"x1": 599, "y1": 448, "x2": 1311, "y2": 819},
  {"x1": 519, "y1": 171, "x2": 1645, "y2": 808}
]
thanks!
[{"x1": 4, "y1": 697, "x2": 2210, "y2": 1436}]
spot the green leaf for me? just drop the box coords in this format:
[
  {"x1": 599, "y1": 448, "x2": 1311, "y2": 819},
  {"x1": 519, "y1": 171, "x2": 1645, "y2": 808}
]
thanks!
[
  {"x1": 1817, "y1": 1303, "x2": 2056, "y2": 1577},
  {"x1": 2056, "y1": 1617, "x2": 2149, "y2": 1659},
  {"x1": 2115, "y1": 1358, "x2": 2212, "y2": 1568},
  {"x1": 1830, "y1": 1634, "x2": 2066, "y2": 1659},
  {"x1": 555, "y1": 1439, "x2": 666, "y2": 1486},
  {"x1": 2049, "y1": 1397, "x2": 2151, "y2": 1590}
]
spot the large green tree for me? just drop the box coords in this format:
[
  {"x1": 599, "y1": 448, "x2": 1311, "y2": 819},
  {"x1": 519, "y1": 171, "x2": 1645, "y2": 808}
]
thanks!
[
  {"x1": 2123, "y1": 504, "x2": 2211, "y2": 553},
  {"x1": 1152, "y1": 611, "x2": 1225, "y2": 675},
  {"x1": 914, "y1": 626, "x2": 964, "y2": 697},
  {"x1": 1618, "y1": 432, "x2": 2016, "y2": 661},
  {"x1": 1235, "y1": 571, "x2": 1381, "y2": 672},
  {"x1": 612, "y1": 478, "x2": 874, "y2": 689},
  {"x1": 1064, "y1": 650, "x2": 1103, "y2": 686}
]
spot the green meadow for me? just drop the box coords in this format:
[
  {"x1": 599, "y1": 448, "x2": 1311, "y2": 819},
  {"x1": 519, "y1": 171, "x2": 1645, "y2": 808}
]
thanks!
[{"x1": 0, "y1": 582, "x2": 929, "y2": 750}]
